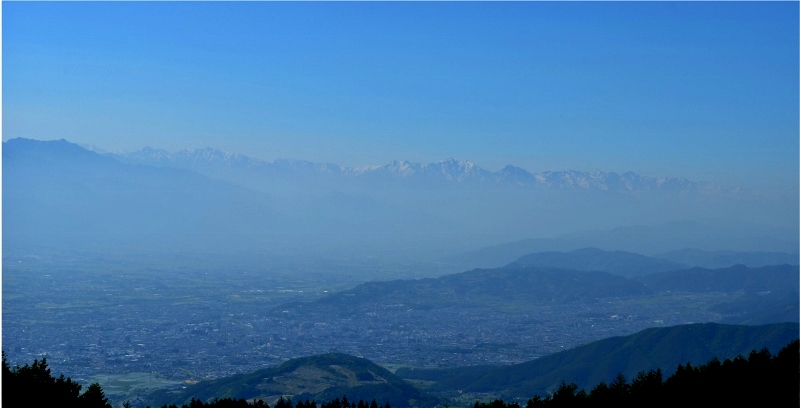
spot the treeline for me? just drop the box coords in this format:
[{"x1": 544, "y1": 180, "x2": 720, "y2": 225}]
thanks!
[
  {"x1": 474, "y1": 339, "x2": 799, "y2": 408},
  {"x1": 2, "y1": 352, "x2": 112, "y2": 408},
  {"x1": 158, "y1": 396, "x2": 391, "y2": 408},
  {"x1": 2, "y1": 348, "x2": 394, "y2": 408},
  {"x1": 6, "y1": 340, "x2": 797, "y2": 408}
]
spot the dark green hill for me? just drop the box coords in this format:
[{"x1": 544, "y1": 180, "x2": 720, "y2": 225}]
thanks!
[
  {"x1": 395, "y1": 365, "x2": 499, "y2": 392},
  {"x1": 398, "y1": 322, "x2": 800, "y2": 400},
  {"x1": 635, "y1": 264, "x2": 798, "y2": 293},
  {"x1": 512, "y1": 248, "x2": 687, "y2": 278},
  {"x1": 148, "y1": 353, "x2": 438, "y2": 408}
]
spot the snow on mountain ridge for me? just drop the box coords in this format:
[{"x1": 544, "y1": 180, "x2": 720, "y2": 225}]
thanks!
[{"x1": 117, "y1": 145, "x2": 725, "y2": 193}]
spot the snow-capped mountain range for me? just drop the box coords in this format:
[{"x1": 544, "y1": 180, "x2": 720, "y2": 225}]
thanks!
[
  {"x1": 6, "y1": 138, "x2": 795, "y2": 258},
  {"x1": 112, "y1": 146, "x2": 729, "y2": 195}
]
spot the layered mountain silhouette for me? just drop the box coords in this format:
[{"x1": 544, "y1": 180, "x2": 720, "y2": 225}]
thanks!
[
  {"x1": 276, "y1": 259, "x2": 797, "y2": 327},
  {"x1": 3, "y1": 138, "x2": 283, "y2": 253},
  {"x1": 298, "y1": 264, "x2": 651, "y2": 315},
  {"x1": 5, "y1": 138, "x2": 797, "y2": 259},
  {"x1": 635, "y1": 264, "x2": 799, "y2": 294},
  {"x1": 3, "y1": 138, "x2": 454, "y2": 257},
  {"x1": 451, "y1": 222, "x2": 800, "y2": 269},
  {"x1": 653, "y1": 248, "x2": 799, "y2": 269},
  {"x1": 511, "y1": 248, "x2": 687, "y2": 278}
]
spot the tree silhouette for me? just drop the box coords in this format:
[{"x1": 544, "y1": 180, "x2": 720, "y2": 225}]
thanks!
[
  {"x1": 81, "y1": 382, "x2": 112, "y2": 408},
  {"x1": 2, "y1": 352, "x2": 113, "y2": 407}
]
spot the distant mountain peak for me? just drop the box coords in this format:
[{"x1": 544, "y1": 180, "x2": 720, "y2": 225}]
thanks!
[{"x1": 7, "y1": 138, "x2": 733, "y2": 195}]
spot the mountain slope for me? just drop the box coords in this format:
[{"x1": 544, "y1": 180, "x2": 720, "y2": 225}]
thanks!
[
  {"x1": 450, "y1": 221, "x2": 800, "y2": 269},
  {"x1": 398, "y1": 322, "x2": 800, "y2": 399},
  {"x1": 654, "y1": 248, "x2": 799, "y2": 269},
  {"x1": 148, "y1": 353, "x2": 438, "y2": 408},
  {"x1": 3, "y1": 138, "x2": 283, "y2": 253},
  {"x1": 635, "y1": 264, "x2": 799, "y2": 294},
  {"x1": 712, "y1": 291, "x2": 800, "y2": 325},
  {"x1": 2, "y1": 138, "x2": 456, "y2": 258},
  {"x1": 302, "y1": 264, "x2": 651, "y2": 315},
  {"x1": 634, "y1": 264, "x2": 800, "y2": 325},
  {"x1": 512, "y1": 248, "x2": 687, "y2": 278}
]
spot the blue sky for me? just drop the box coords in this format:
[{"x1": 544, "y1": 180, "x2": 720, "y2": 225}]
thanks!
[{"x1": 3, "y1": 2, "x2": 798, "y2": 190}]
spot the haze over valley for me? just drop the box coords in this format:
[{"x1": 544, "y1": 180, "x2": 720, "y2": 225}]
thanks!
[
  {"x1": 3, "y1": 2, "x2": 798, "y2": 408},
  {"x1": 4, "y1": 139, "x2": 798, "y2": 407},
  {"x1": 4, "y1": 138, "x2": 797, "y2": 262}
]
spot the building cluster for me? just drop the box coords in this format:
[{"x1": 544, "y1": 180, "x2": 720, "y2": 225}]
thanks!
[{"x1": 4, "y1": 272, "x2": 725, "y2": 387}]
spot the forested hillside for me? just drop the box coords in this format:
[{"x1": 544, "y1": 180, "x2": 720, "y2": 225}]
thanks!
[
  {"x1": 397, "y1": 322, "x2": 799, "y2": 399},
  {"x1": 473, "y1": 339, "x2": 799, "y2": 408},
  {"x1": 148, "y1": 353, "x2": 438, "y2": 408}
]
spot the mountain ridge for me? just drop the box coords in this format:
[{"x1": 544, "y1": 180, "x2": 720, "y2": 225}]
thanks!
[
  {"x1": 6, "y1": 138, "x2": 796, "y2": 259},
  {"x1": 511, "y1": 248, "x2": 688, "y2": 278},
  {"x1": 296, "y1": 264, "x2": 651, "y2": 316},
  {"x1": 106, "y1": 141, "x2": 730, "y2": 194},
  {"x1": 397, "y1": 322, "x2": 800, "y2": 400}
]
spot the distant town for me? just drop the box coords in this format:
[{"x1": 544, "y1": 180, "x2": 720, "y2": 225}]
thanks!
[{"x1": 3, "y1": 263, "x2": 728, "y2": 384}]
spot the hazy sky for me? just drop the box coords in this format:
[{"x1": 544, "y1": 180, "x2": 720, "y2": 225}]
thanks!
[{"x1": 4, "y1": 2, "x2": 798, "y2": 190}]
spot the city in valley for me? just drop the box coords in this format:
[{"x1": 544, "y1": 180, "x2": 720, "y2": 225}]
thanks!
[{"x1": 3, "y1": 2, "x2": 798, "y2": 407}]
